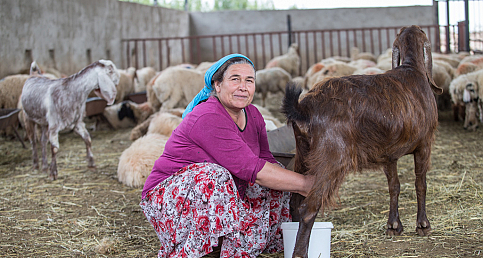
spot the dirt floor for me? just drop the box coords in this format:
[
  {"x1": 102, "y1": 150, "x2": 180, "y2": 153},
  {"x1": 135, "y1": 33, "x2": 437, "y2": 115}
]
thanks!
[{"x1": 0, "y1": 107, "x2": 482, "y2": 258}]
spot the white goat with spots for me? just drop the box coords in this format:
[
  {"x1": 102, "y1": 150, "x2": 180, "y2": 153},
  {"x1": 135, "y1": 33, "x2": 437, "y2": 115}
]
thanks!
[{"x1": 21, "y1": 60, "x2": 119, "y2": 180}]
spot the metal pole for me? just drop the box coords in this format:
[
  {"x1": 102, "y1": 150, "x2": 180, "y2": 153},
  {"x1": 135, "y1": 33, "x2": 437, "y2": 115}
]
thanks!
[
  {"x1": 465, "y1": 0, "x2": 470, "y2": 51},
  {"x1": 287, "y1": 14, "x2": 292, "y2": 47},
  {"x1": 446, "y1": 0, "x2": 451, "y2": 53}
]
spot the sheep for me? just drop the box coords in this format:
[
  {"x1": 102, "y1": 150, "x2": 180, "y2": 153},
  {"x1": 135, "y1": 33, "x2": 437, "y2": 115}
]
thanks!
[
  {"x1": 255, "y1": 67, "x2": 292, "y2": 107},
  {"x1": 350, "y1": 46, "x2": 377, "y2": 63},
  {"x1": 130, "y1": 108, "x2": 185, "y2": 141},
  {"x1": 306, "y1": 61, "x2": 357, "y2": 89},
  {"x1": 252, "y1": 103, "x2": 285, "y2": 130},
  {"x1": 281, "y1": 25, "x2": 442, "y2": 257},
  {"x1": 376, "y1": 48, "x2": 393, "y2": 71},
  {"x1": 291, "y1": 76, "x2": 306, "y2": 90},
  {"x1": 149, "y1": 66, "x2": 204, "y2": 112},
  {"x1": 102, "y1": 100, "x2": 152, "y2": 130},
  {"x1": 195, "y1": 61, "x2": 215, "y2": 74},
  {"x1": 352, "y1": 66, "x2": 385, "y2": 75},
  {"x1": 117, "y1": 133, "x2": 169, "y2": 187},
  {"x1": 462, "y1": 81, "x2": 481, "y2": 131},
  {"x1": 455, "y1": 55, "x2": 483, "y2": 76},
  {"x1": 432, "y1": 60, "x2": 454, "y2": 111},
  {"x1": 449, "y1": 69, "x2": 483, "y2": 127},
  {"x1": 432, "y1": 52, "x2": 462, "y2": 68},
  {"x1": 114, "y1": 67, "x2": 137, "y2": 104},
  {"x1": 134, "y1": 66, "x2": 157, "y2": 93},
  {"x1": 21, "y1": 60, "x2": 119, "y2": 180},
  {"x1": 0, "y1": 74, "x2": 31, "y2": 109},
  {"x1": 265, "y1": 43, "x2": 301, "y2": 77}
]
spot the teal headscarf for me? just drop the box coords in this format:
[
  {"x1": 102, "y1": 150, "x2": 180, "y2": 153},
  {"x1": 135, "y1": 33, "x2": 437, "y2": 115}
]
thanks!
[{"x1": 182, "y1": 53, "x2": 254, "y2": 118}]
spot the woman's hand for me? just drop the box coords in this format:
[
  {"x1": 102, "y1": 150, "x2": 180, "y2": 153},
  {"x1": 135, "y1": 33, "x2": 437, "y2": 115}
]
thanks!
[{"x1": 255, "y1": 162, "x2": 315, "y2": 197}]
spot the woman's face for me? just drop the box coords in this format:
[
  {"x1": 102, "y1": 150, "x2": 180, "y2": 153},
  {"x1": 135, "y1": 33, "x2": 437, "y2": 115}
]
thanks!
[{"x1": 214, "y1": 63, "x2": 255, "y2": 112}]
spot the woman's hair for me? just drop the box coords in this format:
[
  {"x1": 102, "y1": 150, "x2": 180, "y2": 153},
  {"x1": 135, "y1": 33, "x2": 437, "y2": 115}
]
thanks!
[{"x1": 211, "y1": 57, "x2": 254, "y2": 86}]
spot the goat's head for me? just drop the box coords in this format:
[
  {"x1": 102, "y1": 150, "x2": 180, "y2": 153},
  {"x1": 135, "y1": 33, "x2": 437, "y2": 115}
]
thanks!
[
  {"x1": 94, "y1": 60, "x2": 120, "y2": 105},
  {"x1": 392, "y1": 25, "x2": 443, "y2": 95}
]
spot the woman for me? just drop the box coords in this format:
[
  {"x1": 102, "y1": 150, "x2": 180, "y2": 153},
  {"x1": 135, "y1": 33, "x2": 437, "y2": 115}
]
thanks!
[{"x1": 140, "y1": 54, "x2": 313, "y2": 258}]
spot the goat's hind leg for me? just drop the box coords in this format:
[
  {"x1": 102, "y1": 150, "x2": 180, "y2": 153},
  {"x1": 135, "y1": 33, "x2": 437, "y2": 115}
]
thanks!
[
  {"x1": 40, "y1": 125, "x2": 50, "y2": 173},
  {"x1": 74, "y1": 121, "x2": 96, "y2": 169},
  {"x1": 384, "y1": 161, "x2": 404, "y2": 236},
  {"x1": 25, "y1": 120, "x2": 39, "y2": 170},
  {"x1": 414, "y1": 148, "x2": 431, "y2": 236}
]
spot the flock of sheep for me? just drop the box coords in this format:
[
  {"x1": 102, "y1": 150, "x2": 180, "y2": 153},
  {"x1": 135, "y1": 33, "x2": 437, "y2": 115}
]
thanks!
[{"x1": 1, "y1": 40, "x2": 482, "y2": 186}]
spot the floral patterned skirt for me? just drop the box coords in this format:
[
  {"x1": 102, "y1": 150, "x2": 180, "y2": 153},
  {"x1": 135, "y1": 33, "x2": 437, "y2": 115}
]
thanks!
[{"x1": 140, "y1": 162, "x2": 291, "y2": 258}]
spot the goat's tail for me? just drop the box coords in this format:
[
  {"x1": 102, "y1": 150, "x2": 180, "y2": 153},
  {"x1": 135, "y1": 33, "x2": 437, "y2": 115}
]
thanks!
[{"x1": 281, "y1": 82, "x2": 309, "y2": 123}]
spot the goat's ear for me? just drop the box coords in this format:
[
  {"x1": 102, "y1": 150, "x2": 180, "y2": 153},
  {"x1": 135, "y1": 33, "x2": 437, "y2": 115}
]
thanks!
[
  {"x1": 391, "y1": 46, "x2": 400, "y2": 69},
  {"x1": 423, "y1": 42, "x2": 443, "y2": 95},
  {"x1": 97, "y1": 71, "x2": 117, "y2": 105}
]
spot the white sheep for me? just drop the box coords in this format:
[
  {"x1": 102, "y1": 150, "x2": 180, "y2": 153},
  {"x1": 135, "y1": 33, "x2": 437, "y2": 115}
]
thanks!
[
  {"x1": 255, "y1": 67, "x2": 292, "y2": 107},
  {"x1": 21, "y1": 60, "x2": 119, "y2": 180},
  {"x1": 352, "y1": 66, "x2": 385, "y2": 75},
  {"x1": 195, "y1": 61, "x2": 215, "y2": 74},
  {"x1": 461, "y1": 81, "x2": 482, "y2": 131},
  {"x1": 115, "y1": 67, "x2": 137, "y2": 104},
  {"x1": 306, "y1": 61, "x2": 358, "y2": 89},
  {"x1": 455, "y1": 55, "x2": 483, "y2": 76},
  {"x1": 149, "y1": 66, "x2": 204, "y2": 112},
  {"x1": 117, "y1": 133, "x2": 169, "y2": 187},
  {"x1": 0, "y1": 74, "x2": 31, "y2": 109},
  {"x1": 101, "y1": 100, "x2": 151, "y2": 130},
  {"x1": 129, "y1": 108, "x2": 184, "y2": 141},
  {"x1": 432, "y1": 60, "x2": 454, "y2": 111},
  {"x1": 449, "y1": 69, "x2": 483, "y2": 126},
  {"x1": 265, "y1": 43, "x2": 301, "y2": 77},
  {"x1": 350, "y1": 47, "x2": 377, "y2": 63},
  {"x1": 134, "y1": 66, "x2": 157, "y2": 93},
  {"x1": 252, "y1": 103, "x2": 285, "y2": 131},
  {"x1": 432, "y1": 52, "x2": 462, "y2": 68},
  {"x1": 147, "y1": 111, "x2": 183, "y2": 136}
]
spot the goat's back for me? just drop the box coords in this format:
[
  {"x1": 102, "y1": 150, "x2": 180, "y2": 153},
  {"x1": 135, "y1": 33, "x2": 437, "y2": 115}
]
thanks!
[{"x1": 291, "y1": 69, "x2": 438, "y2": 167}]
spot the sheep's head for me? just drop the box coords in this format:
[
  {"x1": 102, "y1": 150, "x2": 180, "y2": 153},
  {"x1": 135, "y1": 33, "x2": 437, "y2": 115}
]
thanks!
[
  {"x1": 463, "y1": 82, "x2": 480, "y2": 131},
  {"x1": 29, "y1": 61, "x2": 42, "y2": 76},
  {"x1": 392, "y1": 25, "x2": 443, "y2": 95}
]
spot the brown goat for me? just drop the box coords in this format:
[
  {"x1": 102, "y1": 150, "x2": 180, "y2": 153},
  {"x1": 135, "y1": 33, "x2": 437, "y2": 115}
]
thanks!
[{"x1": 281, "y1": 25, "x2": 443, "y2": 258}]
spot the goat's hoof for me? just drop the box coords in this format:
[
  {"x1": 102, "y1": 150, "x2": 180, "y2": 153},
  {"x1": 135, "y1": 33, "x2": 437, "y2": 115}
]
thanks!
[
  {"x1": 88, "y1": 166, "x2": 97, "y2": 172},
  {"x1": 386, "y1": 222, "x2": 403, "y2": 236},
  {"x1": 416, "y1": 225, "x2": 431, "y2": 236},
  {"x1": 49, "y1": 173, "x2": 57, "y2": 181}
]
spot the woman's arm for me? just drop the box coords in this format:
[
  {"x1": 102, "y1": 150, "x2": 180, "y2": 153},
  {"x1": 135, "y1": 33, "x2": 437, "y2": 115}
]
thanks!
[{"x1": 255, "y1": 162, "x2": 314, "y2": 197}]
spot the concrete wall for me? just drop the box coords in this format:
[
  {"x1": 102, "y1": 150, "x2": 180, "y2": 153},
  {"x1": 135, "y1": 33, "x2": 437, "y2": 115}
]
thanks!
[
  {"x1": 0, "y1": 0, "x2": 437, "y2": 78},
  {"x1": 189, "y1": 6, "x2": 437, "y2": 35},
  {"x1": 189, "y1": 6, "x2": 438, "y2": 68},
  {"x1": 0, "y1": 0, "x2": 189, "y2": 78}
]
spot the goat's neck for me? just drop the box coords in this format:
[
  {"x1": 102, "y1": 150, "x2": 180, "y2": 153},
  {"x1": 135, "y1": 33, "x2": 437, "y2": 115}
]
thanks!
[
  {"x1": 69, "y1": 68, "x2": 101, "y2": 98},
  {"x1": 400, "y1": 49, "x2": 425, "y2": 70}
]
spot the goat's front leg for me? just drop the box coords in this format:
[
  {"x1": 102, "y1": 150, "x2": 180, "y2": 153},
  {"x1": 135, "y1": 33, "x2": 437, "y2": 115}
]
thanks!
[
  {"x1": 414, "y1": 149, "x2": 431, "y2": 236},
  {"x1": 383, "y1": 161, "x2": 403, "y2": 236},
  {"x1": 289, "y1": 193, "x2": 305, "y2": 222},
  {"x1": 292, "y1": 200, "x2": 320, "y2": 258},
  {"x1": 74, "y1": 121, "x2": 95, "y2": 169}
]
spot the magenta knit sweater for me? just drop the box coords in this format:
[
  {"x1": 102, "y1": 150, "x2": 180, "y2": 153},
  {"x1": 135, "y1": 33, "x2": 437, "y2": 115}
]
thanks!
[{"x1": 142, "y1": 97, "x2": 278, "y2": 199}]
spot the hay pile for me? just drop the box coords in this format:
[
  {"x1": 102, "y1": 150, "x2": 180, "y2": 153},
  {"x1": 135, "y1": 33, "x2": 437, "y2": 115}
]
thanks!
[{"x1": 0, "y1": 110, "x2": 482, "y2": 257}]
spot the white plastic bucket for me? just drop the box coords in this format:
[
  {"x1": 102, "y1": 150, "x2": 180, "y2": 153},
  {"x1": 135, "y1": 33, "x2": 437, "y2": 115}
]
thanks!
[{"x1": 281, "y1": 222, "x2": 333, "y2": 258}]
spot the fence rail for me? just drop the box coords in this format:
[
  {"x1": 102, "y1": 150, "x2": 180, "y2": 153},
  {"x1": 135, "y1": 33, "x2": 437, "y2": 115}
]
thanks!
[{"x1": 122, "y1": 24, "x2": 482, "y2": 74}]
